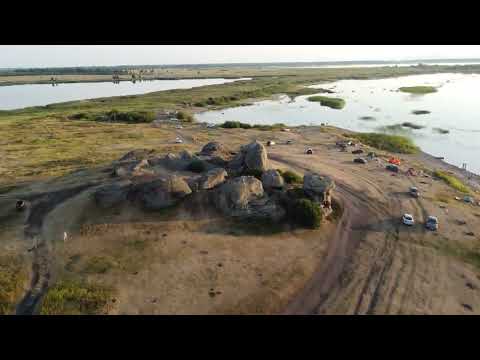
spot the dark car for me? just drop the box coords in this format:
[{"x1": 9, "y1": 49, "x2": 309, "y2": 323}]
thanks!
[
  {"x1": 425, "y1": 216, "x2": 439, "y2": 231},
  {"x1": 409, "y1": 186, "x2": 420, "y2": 198},
  {"x1": 352, "y1": 149, "x2": 364, "y2": 154},
  {"x1": 386, "y1": 164, "x2": 399, "y2": 173},
  {"x1": 354, "y1": 158, "x2": 368, "y2": 164}
]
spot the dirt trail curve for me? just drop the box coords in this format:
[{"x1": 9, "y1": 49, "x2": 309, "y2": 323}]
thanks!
[
  {"x1": 15, "y1": 183, "x2": 97, "y2": 315},
  {"x1": 269, "y1": 152, "x2": 415, "y2": 314}
]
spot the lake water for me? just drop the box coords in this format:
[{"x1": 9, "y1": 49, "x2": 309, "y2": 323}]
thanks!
[
  {"x1": 268, "y1": 61, "x2": 480, "y2": 69},
  {"x1": 0, "y1": 78, "x2": 251, "y2": 110},
  {"x1": 196, "y1": 73, "x2": 480, "y2": 174}
]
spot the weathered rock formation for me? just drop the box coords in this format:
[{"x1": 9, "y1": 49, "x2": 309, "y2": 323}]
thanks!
[{"x1": 261, "y1": 169, "x2": 284, "y2": 190}]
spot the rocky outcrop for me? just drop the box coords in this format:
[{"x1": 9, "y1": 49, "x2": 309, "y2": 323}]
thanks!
[
  {"x1": 214, "y1": 176, "x2": 264, "y2": 216},
  {"x1": 113, "y1": 159, "x2": 153, "y2": 178},
  {"x1": 94, "y1": 180, "x2": 132, "y2": 208},
  {"x1": 118, "y1": 149, "x2": 155, "y2": 162},
  {"x1": 244, "y1": 141, "x2": 268, "y2": 172},
  {"x1": 303, "y1": 173, "x2": 336, "y2": 206},
  {"x1": 200, "y1": 142, "x2": 227, "y2": 156},
  {"x1": 198, "y1": 142, "x2": 232, "y2": 168},
  {"x1": 131, "y1": 175, "x2": 192, "y2": 210},
  {"x1": 228, "y1": 141, "x2": 269, "y2": 174},
  {"x1": 188, "y1": 168, "x2": 228, "y2": 191},
  {"x1": 261, "y1": 169, "x2": 284, "y2": 190}
]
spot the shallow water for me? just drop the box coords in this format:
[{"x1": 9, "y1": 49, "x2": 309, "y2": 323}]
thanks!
[
  {"x1": 0, "y1": 78, "x2": 251, "y2": 110},
  {"x1": 196, "y1": 73, "x2": 480, "y2": 174}
]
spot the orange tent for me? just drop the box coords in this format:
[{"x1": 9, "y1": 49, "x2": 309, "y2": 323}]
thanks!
[{"x1": 388, "y1": 157, "x2": 401, "y2": 165}]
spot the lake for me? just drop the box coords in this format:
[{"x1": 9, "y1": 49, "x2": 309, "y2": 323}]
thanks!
[
  {"x1": 0, "y1": 78, "x2": 251, "y2": 110},
  {"x1": 196, "y1": 73, "x2": 480, "y2": 174}
]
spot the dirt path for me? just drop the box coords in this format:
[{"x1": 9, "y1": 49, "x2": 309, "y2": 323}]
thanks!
[{"x1": 15, "y1": 183, "x2": 96, "y2": 315}]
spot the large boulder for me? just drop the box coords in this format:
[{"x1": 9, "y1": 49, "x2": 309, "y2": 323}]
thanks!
[
  {"x1": 244, "y1": 141, "x2": 268, "y2": 172},
  {"x1": 132, "y1": 175, "x2": 192, "y2": 210},
  {"x1": 261, "y1": 169, "x2": 284, "y2": 190},
  {"x1": 113, "y1": 159, "x2": 153, "y2": 178},
  {"x1": 94, "y1": 180, "x2": 132, "y2": 208},
  {"x1": 214, "y1": 176, "x2": 264, "y2": 216},
  {"x1": 200, "y1": 142, "x2": 227, "y2": 156},
  {"x1": 118, "y1": 149, "x2": 155, "y2": 162},
  {"x1": 198, "y1": 142, "x2": 232, "y2": 167},
  {"x1": 228, "y1": 141, "x2": 269, "y2": 174},
  {"x1": 188, "y1": 168, "x2": 228, "y2": 191},
  {"x1": 247, "y1": 196, "x2": 286, "y2": 222},
  {"x1": 303, "y1": 173, "x2": 336, "y2": 203}
]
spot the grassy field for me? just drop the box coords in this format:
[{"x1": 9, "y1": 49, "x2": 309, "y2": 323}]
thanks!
[
  {"x1": 434, "y1": 170, "x2": 471, "y2": 193},
  {"x1": 348, "y1": 133, "x2": 419, "y2": 154},
  {"x1": 1, "y1": 64, "x2": 480, "y2": 186}
]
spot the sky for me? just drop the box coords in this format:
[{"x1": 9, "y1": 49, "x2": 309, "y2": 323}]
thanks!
[{"x1": 2, "y1": 45, "x2": 480, "y2": 68}]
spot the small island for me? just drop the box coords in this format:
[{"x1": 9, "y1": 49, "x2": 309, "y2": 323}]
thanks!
[
  {"x1": 412, "y1": 110, "x2": 431, "y2": 115},
  {"x1": 399, "y1": 86, "x2": 437, "y2": 94},
  {"x1": 307, "y1": 96, "x2": 345, "y2": 109}
]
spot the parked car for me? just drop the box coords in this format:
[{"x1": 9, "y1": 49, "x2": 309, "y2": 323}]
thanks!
[
  {"x1": 464, "y1": 196, "x2": 475, "y2": 204},
  {"x1": 175, "y1": 138, "x2": 183, "y2": 144},
  {"x1": 402, "y1": 214, "x2": 415, "y2": 226},
  {"x1": 352, "y1": 149, "x2": 364, "y2": 154},
  {"x1": 306, "y1": 148, "x2": 314, "y2": 155},
  {"x1": 425, "y1": 216, "x2": 439, "y2": 231},
  {"x1": 354, "y1": 158, "x2": 367, "y2": 164},
  {"x1": 409, "y1": 186, "x2": 420, "y2": 198},
  {"x1": 267, "y1": 140, "x2": 276, "y2": 146},
  {"x1": 386, "y1": 164, "x2": 399, "y2": 173},
  {"x1": 286, "y1": 140, "x2": 293, "y2": 145}
]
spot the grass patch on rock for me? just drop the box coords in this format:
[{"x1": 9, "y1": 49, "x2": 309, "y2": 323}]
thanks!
[
  {"x1": 433, "y1": 170, "x2": 471, "y2": 194},
  {"x1": 399, "y1": 86, "x2": 437, "y2": 94},
  {"x1": 349, "y1": 132, "x2": 419, "y2": 154},
  {"x1": 307, "y1": 96, "x2": 345, "y2": 109},
  {"x1": 278, "y1": 169, "x2": 303, "y2": 184},
  {"x1": 187, "y1": 159, "x2": 206, "y2": 173}
]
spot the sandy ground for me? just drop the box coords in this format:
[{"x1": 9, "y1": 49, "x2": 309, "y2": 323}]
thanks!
[{"x1": 2, "y1": 124, "x2": 480, "y2": 314}]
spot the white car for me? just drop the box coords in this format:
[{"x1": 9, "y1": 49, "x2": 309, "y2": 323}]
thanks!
[
  {"x1": 176, "y1": 125, "x2": 183, "y2": 129},
  {"x1": 402, "y1": 213, "x2": 415, "y2": 226},
  {"x1": 175, "y1": 138, "x2": 183, "y2": 144}
]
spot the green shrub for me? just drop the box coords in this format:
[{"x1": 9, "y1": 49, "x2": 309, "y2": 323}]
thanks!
[
  {"x1": 279, "y1": 169, "x2": 303, "y2": 184},
  {"x1": 187, "y1": 160, "x2": 206, "y2": 173},
  {"x1": 349, "y1": 133, "x2": 419, "y2": 154},
  {"x1": 434, "y1": 170, "x2": 471, "y2": 194},
  {"x1": 243, "y1": 168, "x2": 263, "y2": 179},
  {"x1": 290, "y1": 198, "x2": 323, "y2": 229},
  {"x1": 69, "y1": 112, "x2": 90, "y2": 120},
  {"x1": 221, "y1": 121, "x2": 251, "y2": 129},
  {"x1": 220, "y1": 121, "x2": 286, "y2": 131},
  {"x1": 39, "y1": 280, "x2": 113, "y2": 315},
  {"x1": 177, "y1": 111, "x2": 194, "y2": 123},
  {"x1": 97, "y1": 110, "x2": 156, "y2": 123}
]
